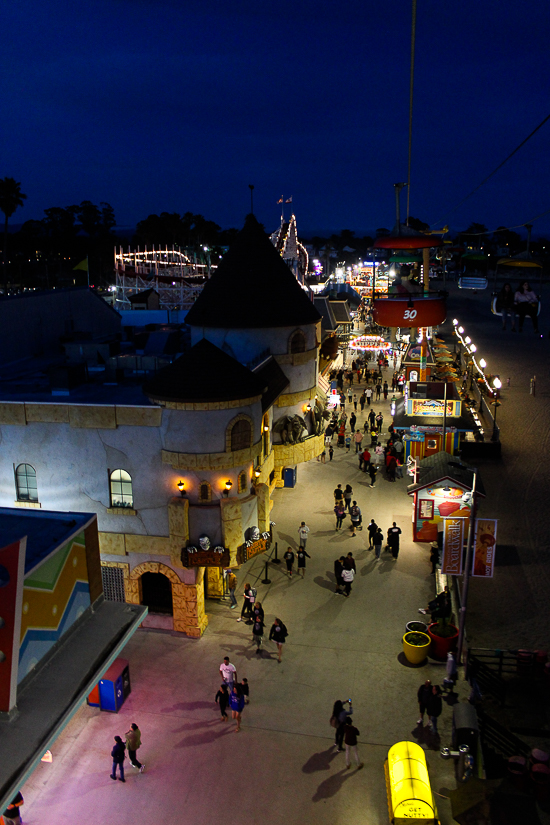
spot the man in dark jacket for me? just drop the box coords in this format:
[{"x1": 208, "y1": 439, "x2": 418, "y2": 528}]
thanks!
[
  {"x1": 427, "y1": 685, "x2": 443, "y2": 734},
  {"x1": 416, "y1": 679, "x2": 432, "y2": 725},
  {"x1": 343, "y1": 717, "x2": 364, "y2": 769},
  {"x1": 110, "y1": 735, "x2": 126, "y2": 782},
  {"x1": 387, "y1": 522, "x2": 402, "y2": 559},
  {"x1": 334, "y1": 557, "x2": 345, "y2": 594},
  {"x1": 367, "y1": 519, "x2": 378, "y2": 548}
]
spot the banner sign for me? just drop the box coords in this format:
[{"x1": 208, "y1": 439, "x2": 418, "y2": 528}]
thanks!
[
  {"x1": 408, "y1": 399, "x2": 460, "y2": 417},
  {"x1": 472, "y1": 518, "x2": 498, "y2": 578},
  {"x1": 181, "y1": 547, "x2": 230, "y2": 568},
  {"x1": 441, "y1": 517, "x2": 466, "y2": 575},
  {"x1": 236, "y1": 535, "x2": 271, "y2": 565}
]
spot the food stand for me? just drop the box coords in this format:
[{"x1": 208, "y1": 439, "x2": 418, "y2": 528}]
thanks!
[{"x1": 385, "y1": 740, "x2": 439, "y2": 823}]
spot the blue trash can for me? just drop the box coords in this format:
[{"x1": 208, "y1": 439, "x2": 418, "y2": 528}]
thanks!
[
  {"x1": 283, "y1": 466, "x2": 297, "y2": 488},
  {"x1": 97, "y1": 658, "x2": 131, "y2": 713}
]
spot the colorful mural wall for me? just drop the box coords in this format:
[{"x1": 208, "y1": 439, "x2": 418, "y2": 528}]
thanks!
[{"x1": 19, "y1": 532, "x2": 91, "y2": 682}]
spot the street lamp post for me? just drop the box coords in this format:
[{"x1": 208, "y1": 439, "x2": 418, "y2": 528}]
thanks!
[
  {"x1": 452, "y1": 464, "x2": 478, "y2": 665},
  {"x1": 491, "y1": 377, "x2": 502, "y2": 441}
]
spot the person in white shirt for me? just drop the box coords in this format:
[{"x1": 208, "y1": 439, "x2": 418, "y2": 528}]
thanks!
[
  {"x1": 298, "y1": 522, "x2": 310, "y2": 550},
  {"x1": 219, "y1": 657, "x2": 237, "y2": 688}
]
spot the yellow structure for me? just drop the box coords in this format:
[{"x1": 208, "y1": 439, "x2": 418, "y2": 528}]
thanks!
[{"x1": 385, "y1": 741, "x2": 438, "y2": 823}]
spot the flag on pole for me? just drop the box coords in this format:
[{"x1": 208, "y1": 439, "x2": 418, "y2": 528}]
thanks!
[
  {"x1": 276, "y1": 197, "x2": 283, "y2": 204},
  {"x1": 285, "y1": 196, "x2": 293, "y2": 203},
  {"x1": 73, "y1": 258, "x2": 88, "y2": 272}
]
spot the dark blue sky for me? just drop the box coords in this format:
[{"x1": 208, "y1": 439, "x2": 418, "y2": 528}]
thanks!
[{"x1": 2, "y1": 0, "x2": 549, "y2": 237}]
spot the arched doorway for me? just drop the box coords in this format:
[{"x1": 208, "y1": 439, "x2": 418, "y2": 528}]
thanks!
[{"x1": 140, "y1": 571, "x2": 173, "y2": 615}]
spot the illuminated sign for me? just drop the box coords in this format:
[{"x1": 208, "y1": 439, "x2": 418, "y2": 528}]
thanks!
[
  {"x1": 472, "y1": 518, "x2": 497, "y2": 578},
  {"x1": 408, "y1": 399, "x2": 461, "y2": 417}
]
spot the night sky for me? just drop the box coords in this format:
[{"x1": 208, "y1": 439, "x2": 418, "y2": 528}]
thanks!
[{"x1": 2, "y1": 0, "x2": 549, "y2": 236}]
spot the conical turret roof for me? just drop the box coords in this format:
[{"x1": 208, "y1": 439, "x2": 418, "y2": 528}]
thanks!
[
  {"x1": 185, "y1": 214, "x2": 321, "y2": 328},
  {"x1": 143, "y1": 338, "x2": 266, "y2": 403}
]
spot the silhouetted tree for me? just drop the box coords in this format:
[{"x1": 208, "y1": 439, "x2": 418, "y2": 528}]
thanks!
[{"x1": 0, "y1": 177, "x2": 27, "y2": 290}]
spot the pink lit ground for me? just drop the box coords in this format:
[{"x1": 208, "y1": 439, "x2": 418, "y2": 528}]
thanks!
[{"x1": 18, "y1": 284, "x2": 550, "y2": 825}]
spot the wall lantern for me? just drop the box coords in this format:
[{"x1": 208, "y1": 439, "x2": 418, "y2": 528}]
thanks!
[
  {"x1": 177, "y1": 480, "x2": 186, "y2": 497},
  {"x1": 223, "y1": 480, "x2": 233, "y2": 497}
]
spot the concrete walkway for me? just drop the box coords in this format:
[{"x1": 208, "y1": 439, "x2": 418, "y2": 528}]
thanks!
[{"x1": 19, "y1": 368, "x2": 461, "y2": 825}]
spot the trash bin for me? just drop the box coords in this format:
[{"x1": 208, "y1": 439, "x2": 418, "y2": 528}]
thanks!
[
  {"x1": 283, "y1": 466, "x2": 297, "y2": 488},
  {"x1": 452, "y1": 703, "x2": 479, "y2": 756},
  {"x1": 97, "y1": 658, "x2": 131, "y2": 713}
]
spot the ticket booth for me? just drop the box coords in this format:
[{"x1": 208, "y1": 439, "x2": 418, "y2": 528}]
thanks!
[{"x1": 385, "y1": 740, "x2": 439, "y2": 823}]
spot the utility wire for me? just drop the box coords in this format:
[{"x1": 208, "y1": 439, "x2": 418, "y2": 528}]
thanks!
[
  {"x1": 456, "y1": 206, "x2": 550, "y2": 237},
  {"x1": 431, "y1": 112, "x2": 550, "y2": 227}
]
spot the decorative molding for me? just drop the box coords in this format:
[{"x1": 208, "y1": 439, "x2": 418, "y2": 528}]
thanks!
[
  {"x1": 275, "y1": 385, "x2": 318, "y2": 407},
  {"x1": 149, "y1": 395, "x2": 262, "y2": 411},
  {"x1": 106, "y1": 507, "x2": 137, "y2": 516},
  {"x1": 162, "y1": 439, "x2": 262, "y2": 470}
]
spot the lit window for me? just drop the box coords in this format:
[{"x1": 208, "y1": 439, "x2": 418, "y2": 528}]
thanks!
[
  {"x1": 110, "y1": 469, "x2": 133, "y2": 508},
  {"x1": 15, "y1": 464, "x2": 38, "y2": 502},
  {"x1": 230, "y1": 420, "x2": 252, "y2": 452}
]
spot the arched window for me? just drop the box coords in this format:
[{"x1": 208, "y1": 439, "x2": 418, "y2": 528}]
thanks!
[
  {"x1": 237, "y1": 471, "x2": 247, "y2": 493},
  {"x1": 199, "y1": 481, "x2": 212, "y2": 503},
  {"x1": 110, "y1": 469, "x2": 133, "y2": 508},
  {"x1": 289, "y1": 329, "x2": 306, "y2": 354},
  {"x1": 230, "y1": 419, "x2": 252, "y2": 452},
  {"x1": 15, "y1": 464, "x2": 38, "y2": 502}
]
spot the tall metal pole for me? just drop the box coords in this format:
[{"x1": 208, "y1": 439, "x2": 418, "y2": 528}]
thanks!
[
  {"x1": 457, "y1": 468, "x2": 478, "y2": 665},
  {"x1": 406, "y1": 0, "x2": 417, "y2": 225},
  {"x1": 442, "y1": 380, "x2": 447, "y2": 448}
]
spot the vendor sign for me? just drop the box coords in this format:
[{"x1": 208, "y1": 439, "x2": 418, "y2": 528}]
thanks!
[
  {"x1": 472, "y1": 518, "x2": 497, "y2": 578},
  {"x1": 441, "y1": 517, "x2": 466, "y2": 575}
]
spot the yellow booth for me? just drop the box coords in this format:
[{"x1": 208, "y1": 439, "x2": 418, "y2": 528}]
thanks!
[{"x1": 384, "y1": 741, "x2": 439, "y2": 823}]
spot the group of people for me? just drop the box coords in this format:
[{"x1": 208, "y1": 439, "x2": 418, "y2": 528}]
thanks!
[
  {"x1": 109, "y1": 723, "x2": 145, "y2": 782},
  {"x1": 496, "y1": 280, "x2": 539, "y2": 333}
]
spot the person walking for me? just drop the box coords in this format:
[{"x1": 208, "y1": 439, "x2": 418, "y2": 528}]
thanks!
[
  {"x1": 284, "y1": 547, "x2": 295, "y2": 578},
  {"x1": 368, "y1": 462, "x2": 377, "y2": 488},
  {"x1": 383, "y1": 380, "x2": 388, "y2": 400},
  {"x1": 341, "y1": 566, "x2": 354, "y2": 597},
  {"x1": 334, "y1": 556, "x2": 345, "y2": 594},
  {"x1": 367, "y1": 518, "x2": 378, "y2": 548},
  {"x1": 269, "y1": 618, "x2": 288, "y2": 663},
  {"x1": 125, "y1": 723, "x2": 145, "y2": 772},
  {"x1": 252, "y1": 600, "x2": 265, "y2": 623},
  {"x1": 251, "y1": 615, "x2": 265, "y2": 653},
  {"x1": 344, "y1": 552, "x2": 356, "y2": 573},
  {"x1": 373, "y1": 527, "x2": 384, "y2": 559},
  {"x1": 110, "y1": 736, "x2": 126, "y2": 782},
  {"x1": 2, "y1": 793, "x2": 24, "y2": 825},
  {"x1": 416, "y1": 679, "x2": 432, "y2": 725},
  {"x1": 343, "y1": 717, "x2": 364, "y2": 769},
  {"x1": 331, "y1": 699, "x2": 353, "y2": 751},
  {"x1": 297, "y1": 546, "x2": 311, "y2": 577},
  {"x1": 334, "y1": 501, "x2": 346, "y2": 530},
  {"x1": 354, "y1": 430, "x2": 363, "y2": 453},
  {"x1": 366, "y1": 386, "x2": 372, "y2": 406},
  {"x1": 375, "y1": 383, "x2": 381, "y2": 400},
  {"x1": 339, "y1": 392, "x2": 346, "y2": 411},
  {"x1": 329, "y1": 444, "x2": 334, "y2": 461},
  {"x1": 334, "y1": 483, "x2": 344, "y2": 503},
  {"x1": 368, "y1": 408, "x2": 376, "y2": 429},
  {"x1": 298, "y1": 521, "x2": 310, "y2": 550},
  {"x1": 219, "y1": 656, "x2": 237, "y2": 689},
  {"x1": 237, "y1": 583, "x2": 255, "y2": 622},
  {"x1": 349, "y1": 502, "x2": 361, "y2": 536},
  {"x1": 229, "y1": 685, "x2": 245, "y2": 732},
  {"x1": 359, "y1": 392, "x2": 366, "y2": 412},
  {"x1": 353, "y1": 394, "x2": 358, "y2": 411},
  {"x1": 215, "y1": 683, "x2": 230, "y2": 721},
  {"x1": 387, "y1": 522, "x2": 402, "y2": 560},
  {"x1": 427, "y1": 685, "x2": 443, "y2": 734},
  {"x1": 349, "y1": 411, "x2": 356, "y2": 433},
  {"x1": 226, "y1": 569, "x2": 238, "y2": 609},
  {"x1": 343, "y1": 484, "x2": 353, "y2": 511},
  {"x1": 376, "y1": 411, "x2": 383, "y2": 433}
]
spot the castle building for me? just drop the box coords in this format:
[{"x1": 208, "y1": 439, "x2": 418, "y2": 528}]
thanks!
[{"x1": 0, "y1": 216, "x2": 325, "y2": 637}]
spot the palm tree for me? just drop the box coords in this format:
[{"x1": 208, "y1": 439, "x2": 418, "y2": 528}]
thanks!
[{"x1": 0, "y1": 177, "x2": 27, "y2": 292}]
